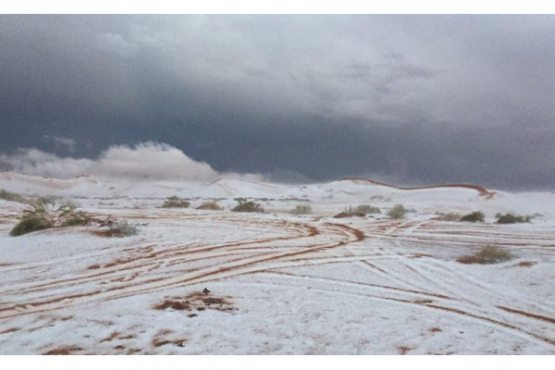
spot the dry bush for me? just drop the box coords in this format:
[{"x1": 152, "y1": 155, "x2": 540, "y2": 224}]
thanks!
[
  {"x1": 459, "y1": 211, "x2": 485, "y2": 223},
  {"x1": 232, "y1": 200, "x2": 264, "y2": 213},
  {"x1": 162, "y1": 196, "x2": 190, "y2": 208},
  {"x1": 495, "y1": 213, "x2": 531, "y2": 224},
  {"x1": 290, "y1": 204, "x2": 312, "y2": 215},
  {"x1": 93, "y1": 220, "x2": 137, "y2": 238},
  {"x1": 457, "y1": 245, "x2": 513, "y2": 264},
  {"x1": 355, "y1": 204, "x2": 381, "y2": 215},
  {"x1": 436, "y1": 212, "x2": 462, "y2": 221},
  {"x1": 196, "y1": 201, "x2": 223, "y2": 211},
  {"x1": 387, "y1": 204, "x2": 408, "y2": 219},
  {"x1": 336, "y1": 204, "x2": 380, "y2": 218}
]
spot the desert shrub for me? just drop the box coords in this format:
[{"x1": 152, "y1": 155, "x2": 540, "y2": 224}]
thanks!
[
  {"x1": 369, "y1": 195, "x2": 391, "y2": 202},
  {"x1": 9, "y1": 199, "x2": 91, "y2": 236},
  {"x1": 10, "y1": 199, "x2": 56, "y2": 236},
  {"x1": 495, "y1": 213, "x2": 531, "y2": 224},
  {"x1": 0, "y1": 189, "x2": 27, "y2": 203},
  {"x1": 356, "y1": 204, "x2": 381, "y2": 215},
  {"x1": 56, "y1": 203, "x2": 92, "y2": 226},
  {"x1": 290, "y1": 204, "x2": 313, "y2": 215},
  {"x1": 9, "y1": 215, "x2": 53, "y2": 236},
  {"x1": 90, "y1": 217, "x2": 138, "y2": 238},
  {"x1": 342, "y1": 204, "x2": 381, "y2": 217},
  {"x1": 108, "y1": 221, "x2": 137, "y2": 237},
  {"x1": 196, "y1": 201, "x2": 223, "y2": 211},
  {"x1": 437, "y1": 212, "x2": 462, "y2": 222},
  {"x1": 456, "y1": 245, "x2": 513, "y2": 264},
  {"x1": 162, "y1": 196, "x2": 190, "y2": 208},
  {"x1": 232, "y1": 200, "x2": 264, "y2": 213},
  {"x1": 459, "y1": 211, "x2": 485, "y2": 223},
  {"x1": 387, "y1": 204, "x2": 408, "y2": 219}
]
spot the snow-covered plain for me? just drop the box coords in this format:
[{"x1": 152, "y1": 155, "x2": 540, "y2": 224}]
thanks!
[{"x1": 0, "y1": 172, "x2": 554, "y2": 354}]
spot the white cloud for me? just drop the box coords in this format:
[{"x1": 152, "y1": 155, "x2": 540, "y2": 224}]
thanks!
[{"x1": 0, "y1": 142, "x2": 220, "y2": 182}]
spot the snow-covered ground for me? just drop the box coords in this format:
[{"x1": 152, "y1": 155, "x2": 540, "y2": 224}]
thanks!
[{"x1": 1, "y1": 172, "x2": 554, "y2": 354}]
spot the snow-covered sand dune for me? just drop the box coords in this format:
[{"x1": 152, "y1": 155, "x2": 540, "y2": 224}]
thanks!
[{"x1": 0, "y1": 173, "x2": 554, "y2": 354}]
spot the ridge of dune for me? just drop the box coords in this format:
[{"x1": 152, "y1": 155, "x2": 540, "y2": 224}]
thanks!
[{"x1": 341, "y1": 177, "x2": 497, "y2": 199}]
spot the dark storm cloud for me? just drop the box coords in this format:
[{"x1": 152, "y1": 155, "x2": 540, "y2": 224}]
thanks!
[{"x1": 1, "y1": 15, "x2": 555, "y2": 189}]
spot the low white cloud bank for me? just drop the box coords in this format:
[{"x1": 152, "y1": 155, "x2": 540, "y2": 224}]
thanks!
[{"x1": 0, "y1": 142, "x2": 222, "y2": 182}]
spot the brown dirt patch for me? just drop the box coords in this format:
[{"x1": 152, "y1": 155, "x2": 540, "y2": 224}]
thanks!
[
  {"x1": 151, "y1": 329, "x2": 187, "y2": 348},
  {"x1": 100, "y1": 331, "x2": 120, "y2": 343},
  {"x1": 333, "y1": 212, "x2": 351, "y2": 218},
  {"x1": 43, "y1": 345, "x2": 83, "y2": 355},
  {"x1": 153, "y1": 289, "x2": 236, "y2": 313},
  {"x1": 410, "y1": 253, "x2": 432, "y2": 259},
  {"x1": 397, "y1": 345, "x2": 413, "y2": 355},
  {"x1": 90, "y1": 229, "x2": 129, "y2": 238},
  {"x1": 516, "y1": 261, "x2": 536, "y2": 267},
  {"x1": 152, "y1": 338, "x2": 187, "y2": 348},
  {"x1": 153, "y1": 299, "x2": 191, "y2": 311}
]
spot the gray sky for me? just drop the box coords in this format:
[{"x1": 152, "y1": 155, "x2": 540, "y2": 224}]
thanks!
[{"x1": 1, "y1": 15, "x2": 555, "y2": 189}]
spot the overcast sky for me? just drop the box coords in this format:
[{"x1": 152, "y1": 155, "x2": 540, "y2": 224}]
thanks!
[{"x1": 1, "y1": 15, "x2": 554, "y2": 189}]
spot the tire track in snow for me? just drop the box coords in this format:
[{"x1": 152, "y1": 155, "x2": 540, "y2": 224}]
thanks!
[{"x1": 0, "y1": 220, "x2": 363, "y2": 319}]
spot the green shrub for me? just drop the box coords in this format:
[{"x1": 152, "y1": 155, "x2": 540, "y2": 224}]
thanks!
[
  {"x1": 56, "y1": 203, "x2": 92, "y2": 226},
  {"x1": 162, "y1": 196, "x2": 190, "y2": 208},
  {"x1": 196, "y1": 201, "x2": 223, "y2": 211},
  {"x1": 232, "y1": 200, "x2": 264, "y2": 213},
  {"x1": 457, "y1": 245, "x2": 513, "y2": 264},
  {"x1": 459, "y1": 211, "x2": 485, "y2": 223},
  {"x1": 9, "y1": 215, "x2": 53, "y2": 236},
  {"x1": 387, "y1": 204, "x2": 408, "y2": 219},
  {"x1": 290, "y1": 204, "x2": 313, "y2": 215},
  {"x1": 495, "y1": 213, "x2": 531, "y2": 224},
  {"x1": 9, "y1": 199, "x2": 91, "y2": 236}
]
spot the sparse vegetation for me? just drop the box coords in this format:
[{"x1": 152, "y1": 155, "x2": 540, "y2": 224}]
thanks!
[
  {"x1": 0, "y1": 189, "x2": 27, "y2": 203},
  {"x1": 436, "y1": 212, "x2": 462, "y2": 221},
  {"x1": 9, "y1": 199, "x2": 92, "y2": 236},
  {"x1": 161, "y1": 196, "x2": 190, "y2": 208},
  {"x1": 335, "y1": 204, "x2": 381, "y2": 218},
  {"x1": 57, "y1": 203, "x2": 92, "y2": 226},
  {"x1": 9, "y1": 213, "x2": 53, "y2": 237},
  {"x1": 355, "y1": 204, "x2": 381, "y2": 215},
  {"x1": 290, "y1": 204, "x2": 313, "y2": 215},
  {"x1": 456, "y1": 245, "x2": 514, "y2": 264},
  {"x1": 459, "y1": 211, "x2": 485, "y2": 223},
  {"x1": 495, "y1": 213, "x2": 531, "y2": 224},
  {"x1": 107, "y1": 221, "x2": 137, "y2": 237},
  {"x1": 93, "y1": 220, "x2": 138, "y2": 238},
  {"x1": 387, "y1": 204, "x2": 408, "y2": 219},
  {"x1": 232, "y1": 199, "x2": 264, "y2": 213},
  {"x1": 196, "y1": 201, "x2": 223, "y2": 211}
]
